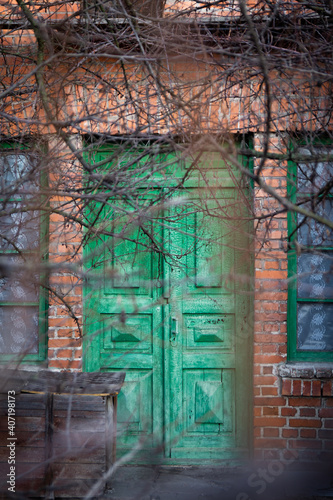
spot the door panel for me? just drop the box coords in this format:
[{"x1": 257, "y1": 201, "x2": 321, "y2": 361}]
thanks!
[
  {"x1": 166, "y1": 188, "x2": 240, "y2": 459},
  {"x1": 84, "y1": 195, "x2": 164, "y2": 459},
  {"x1": 84, "y1": 150, "x2": 252, "y2": 463}
]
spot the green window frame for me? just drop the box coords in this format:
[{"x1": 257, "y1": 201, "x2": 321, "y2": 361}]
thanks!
[
  {"x1": 0, "y1": 142, "x2": 48, "y2": 364},
  {"x1": 288, "y1": 138, "x2": 333, "y2": 362}
]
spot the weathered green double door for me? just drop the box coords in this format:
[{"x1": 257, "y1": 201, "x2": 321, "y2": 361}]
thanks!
[{"x1": 84, "y1": 151, "x2": 252, "y2": 463}]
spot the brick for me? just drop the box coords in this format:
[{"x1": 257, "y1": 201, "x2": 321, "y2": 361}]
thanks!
[
  {"x1": 48, "y1": 359, "x2": 82, "y2": 370},
  {"x1": 290, "y1": 367, "x2": 315, "y2": 379},
  {"x1": 290, "y1": 419, "x2": 322, "y2": 428},
  {"x1": 318, "y1": 429, "x2": 333, "y2": 439},
  {"x1": 262, "y1": 303, "x2": 280, "y2": 313},
  {"x1": 282, "y1": 429, "x2": 298, "y2": 438},
  {"x1": 300, "y1": 408, "x2": 316, "y2": 417},
  {"x1": 254, "y1": 397, "x2": 286, "y2": 407},
  {"x1": 254, "y1": 438, "x2": 287, "y2": 449},
  {"x1": 323, "y1": 381, "x2": 333, "y2": 397},
  {"x1": 54, "y1": 329, "x2": 81, "y2": 338},
  {"x1": 256, "y1": 270, "x2": 286, "y2": 279},
  {"x1": 300, "y1": 429, "x2": 317, "y2": 438},
  {"x1": 312, "y1": 380, "x2": 321, "y2": 396},
  {"x1": 303, "y1": 380, "x2": 312, "y2": 397},
  {"x1": 262, "y1": 345, "x2": 278, "y2": 354},
  {"x1": 278, "y1": 344, "x2": 287, "y2": 355},
  {"x1": 262, "y1": 387, "x2": 279, "y2": 396},
  {"x1": 290, "y1": 439, "x2": 322, "y2": 450},
  {"x1": 48, "y1": 338, "x2": 80, "y2": 348},
  {"x1": 319, "y1": 409, "x2": 333, "y2": 418},
  {"x1": 281, "y1": 407, "x2": 297, "y2": 416},
  {"x1": 289, "y1": 398, "x2": 321, "y2": 407},
  {"x1": 254, "y1": 334, "x2": 287, "y2": 343},
  {"x1": 74, "y1": 349, "x2": 83, "y2": 359},
  {"x1": 263, "y1": 407, "x2": 279, "y2": 416},
  {"x1": 254, "y1": 376, "x2": 277, "y2": 386},
  {"x1": 263, "y1": 428, "x2": 279, "y2": 437},
  {"x1": 292, "y1": 380, "x2": 302, "y2": 396},
  {"x1": 264, "y1": 261, "x2": 279, "y2": 270},
  {"x1": 323, "y1": 441, "x2": 333, "y2": 450},
  {"x1": 48, "y1": 317, "x2": 79, "y2": 328},
  {"x1": 281, "y1": 379, "x2": 291, "y2": 396},
  {"x1": 56, "y1": 349, "x2": 74, "y2": 358},
  {"x1": 254, "y1": 417, "x2": 286, "y2": 427},
  {"x1": 324, "y1": 419, "x2": 333, "y2": 429},
  {"x1": 254, "y1": 355, "x2": 286, "y2": 365},
  {"x1": 316, "y1": 369, "x2": 332, "y2": 378}
]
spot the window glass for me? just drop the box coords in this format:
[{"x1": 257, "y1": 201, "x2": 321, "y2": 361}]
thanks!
[
  {"x1": 0, "y1": 206, "x2": 40, "y2": 251},
  {"x1": 0, "y1": 148, "x2": 42, "y2": 359},
  {"x1": 0, "y1": 255, "x2": 39, "y2": 302},
  {"x1": 0, "y1": 306, "x2": 39, "y2": 354},
  {"x1": 298, "y1": 253, "x2": 333, "y2": 299},
  {"x1": 0, "y1": 154, "x2": 38, "y2": 194},
  {"x1": 297, "y1": 200, "x2": 333, "y2": 247},
  {"x1": 297, "y1": 148, "x2": 333, "y2": 192},
  {"x1": 297, "y1": 303, "x2": 333, "y2": 351},
  {"x1": 291, "y1": 144, "x2": 333, "y2": 357}
]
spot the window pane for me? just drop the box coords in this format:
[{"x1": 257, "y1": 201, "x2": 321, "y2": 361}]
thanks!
[
  {"x1": 0, "y1": 306, "x2": 39, "y2": 354},
  {"x1": 0, "y1": 154, "x2": 38, "y2": 194},
  {"x1": 298, "y1": 253, "x2": 333, "y2": 299},
  {"x1": 298, "y1": 148, "x2": 333, "y2": 193},
  {"x1": 297, "y1": 302, "x2": 333, "y2": 351},
  {"x1": 0, "y1": 204, "x2": 40, "y2": 251},
  {"x1": 297, "y1": 200, "x2": 333, "y2": 247},
  {"x1": 0, "y1": 255, "x2": 39, "y2": 302}
]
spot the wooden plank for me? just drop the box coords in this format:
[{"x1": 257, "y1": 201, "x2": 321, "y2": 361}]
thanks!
[
  {"x1": 105, "y1": 394, "x2": 114, "y2": 489},
  {"x1": 15, "y1": 478, "x2": 46, "y2": 495},
  {"x1": 52, "y1": 430, "x2": 105, "y2": 449},
  {"x1": 51, "y1": 447, "x2": 105, "y2": 464},
  {"x1": 52, "y1": 462, "x2": 104, "y2": 479},
  {"x1": 50, "y1": 478, "x2": 104, "y2": 498},
  {"x1": 0, "y1": 372, "x2": 125, "y2": 497},
  {"x1": 0, "y1": 416, "x2": 45, "y2": 432},
  {"x1": 53, "y1": 416, "x2": 105, "y2": 432},
  {"x1": 0, "y1": 393, "x2": 46, "y2": 409},
  {"x1": 53, "y1": 395, "x2": 105, "y2": 412},
  {"x1": 44, "y1": 393, "x2": 54, "y2": 499},
  {"x1": 0, "y1": 369, "x2": 125, "y2": 395},
  {"x1": 0, "y1": 461, "x2": 45, "y2": 478},
  {"x1": 0, "y1": 447, "x2": 44, "y2": 462},
  {"x1": 0, "y1": 430, "x2": 45, "y2": 447}
]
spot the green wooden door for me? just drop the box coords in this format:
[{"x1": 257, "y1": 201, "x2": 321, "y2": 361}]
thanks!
[{"x1": 84, "y1": 150, "x2": 252, "y2": 463}]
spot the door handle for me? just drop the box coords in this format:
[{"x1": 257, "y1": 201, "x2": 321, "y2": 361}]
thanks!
[{"x1": 170, "y1": 317, "x2": 178, "y2": 346}]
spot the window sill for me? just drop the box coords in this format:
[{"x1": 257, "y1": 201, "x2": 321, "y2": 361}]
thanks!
[
  {"x1": 276, "y1": 363, "x2": 333, "y2": 397},
  {"x1": 277, "y1": 363, "x2": 333, "y2": 379}
]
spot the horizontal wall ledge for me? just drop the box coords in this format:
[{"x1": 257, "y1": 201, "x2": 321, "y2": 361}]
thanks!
[{"x1": 276, "y1": 363, "x2": 333, "y2": 380}]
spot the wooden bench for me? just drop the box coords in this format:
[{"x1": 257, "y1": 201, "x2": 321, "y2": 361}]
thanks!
[{"x1": 0, "y1": 369, "x2": 125, "y2": 498}]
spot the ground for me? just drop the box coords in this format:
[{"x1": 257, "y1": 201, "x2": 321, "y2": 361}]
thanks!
[{"x1": 104, "y1": 465, "x2": 333, "y2": 500}]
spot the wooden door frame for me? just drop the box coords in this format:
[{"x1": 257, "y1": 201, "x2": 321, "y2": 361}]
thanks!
[{"x1": 82, "y1": 145, "x2": 254, "y2": 465}]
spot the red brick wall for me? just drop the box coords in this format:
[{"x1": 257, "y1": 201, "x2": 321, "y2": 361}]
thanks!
[
  {"x1": 252, "y1": 133, "x2": 333, "y2": 463},
  {"x1": 47, "y1": 139, "x2": 83, "y2": 372},
  {"x1": 42, "y1": 132, "x2": 333, "y2": 462}
]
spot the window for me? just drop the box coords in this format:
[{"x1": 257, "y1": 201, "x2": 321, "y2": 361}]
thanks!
[
  {"x1": 82, "y1": 0, "x2": 165, "y2": 19},
  {"x1": 288, "y1": 140, "x2": 333, "y2": 362},
  {"x1": 0, "y1": 144, "x2": 47, "y2": 363}
]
